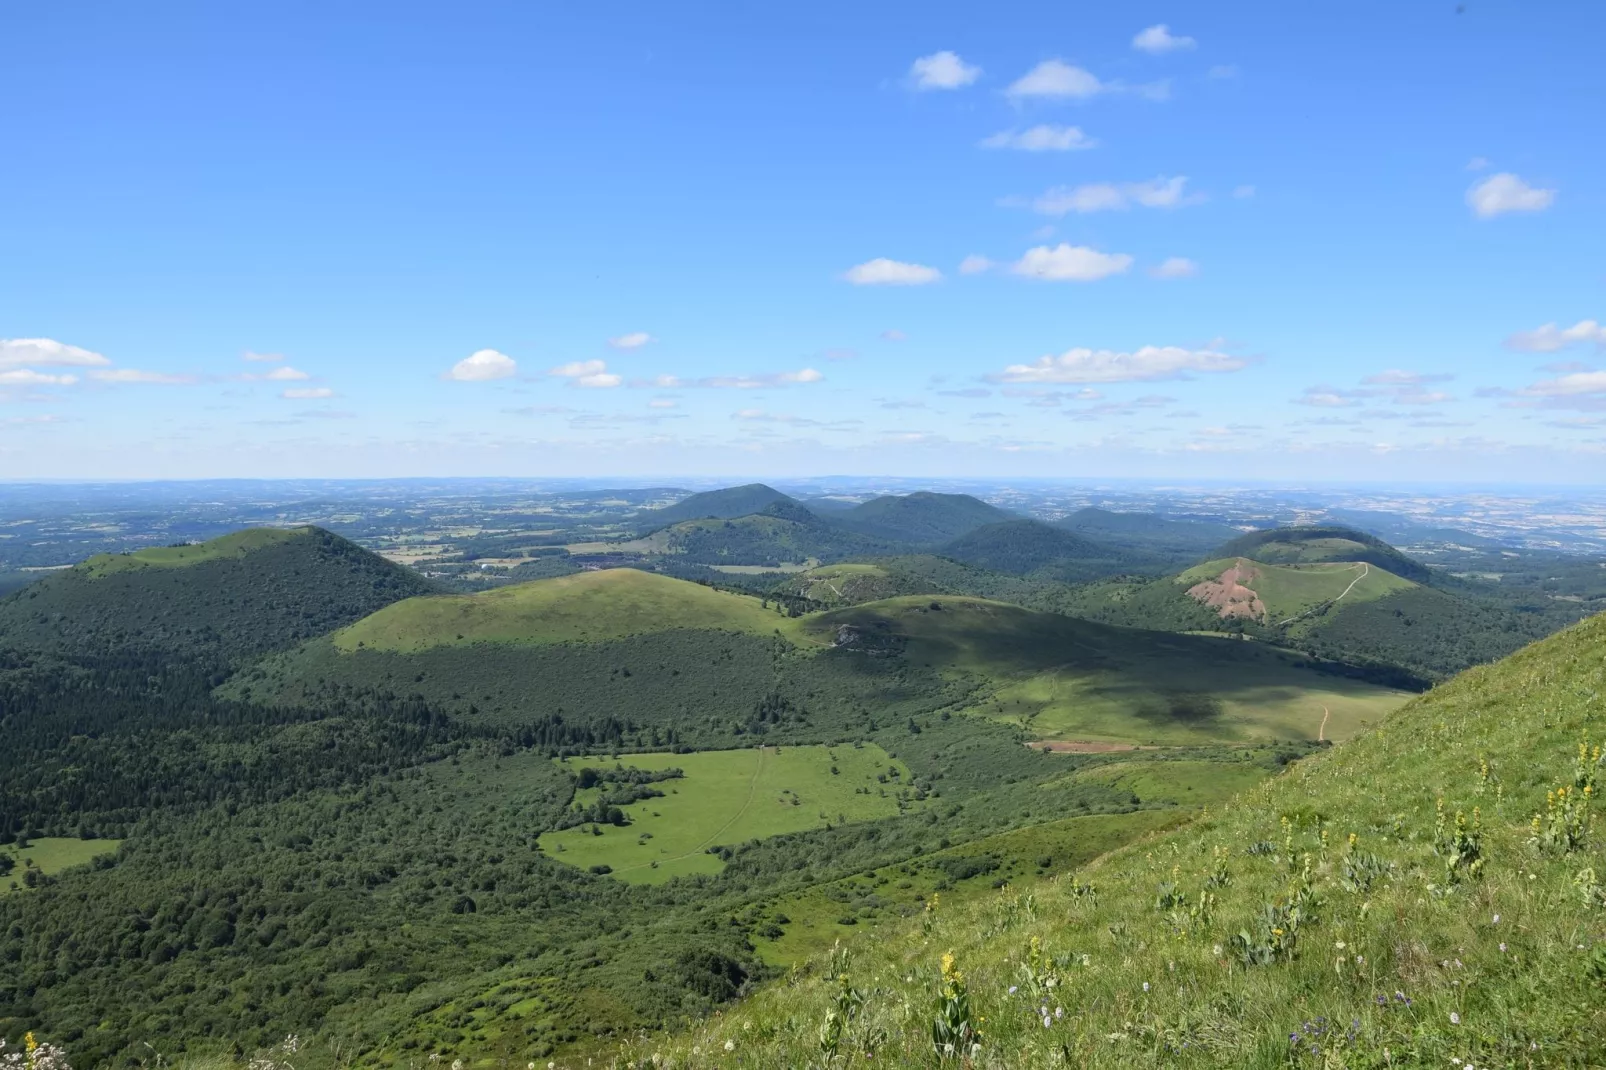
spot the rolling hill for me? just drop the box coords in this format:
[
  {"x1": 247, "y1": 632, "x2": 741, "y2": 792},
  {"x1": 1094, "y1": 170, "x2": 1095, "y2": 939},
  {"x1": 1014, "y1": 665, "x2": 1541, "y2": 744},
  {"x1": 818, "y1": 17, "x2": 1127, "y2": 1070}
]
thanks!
[
  {"x1": 634, "y1": 607, "x2": 1606, "y2": 1069},
  {"x1": 645, "y1": 502, "x2": 894, "y2": 565},
  {"x1": 635, "y1": 483, "x2": 799, "y2": 528},
  {"x1": 939, "y1": 518, "x2": 1168, "y2": 581},
  {"x1": 834, "y1": 492, "x2": 1014, "y2": 544},
  {"x1": 0, "y1": 526, "x2": 434, "y2": 661},
  {"x1": 1059, "y1": 507, "x2": 1242, "y2": 560},
  {"x1": 1061, "y1": 527, "x2": 1555, "y2": 683}
]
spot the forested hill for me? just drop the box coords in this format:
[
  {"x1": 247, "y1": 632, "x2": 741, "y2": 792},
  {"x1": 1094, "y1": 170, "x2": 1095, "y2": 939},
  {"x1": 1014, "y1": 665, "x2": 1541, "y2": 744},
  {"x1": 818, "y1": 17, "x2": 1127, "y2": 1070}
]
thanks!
[
  {"x1": 835, "y1": 492, "x2": 1014, "y2": 544},
  {"x1": 636, "y1": 483, "x2": 798, "y2": 528},
  {"x1": 0, "y1": 526, "x2": 434, "y2": 662},
  {"x1": 1059, "y1": 507, "x2": 1242, "y2": 559},
  {"x1": 1215, "y1": 524, "x2": 1432, "y2": 582},
  {"x1": 938, "y1": 519, "x2": 1168, "y2": 581}
]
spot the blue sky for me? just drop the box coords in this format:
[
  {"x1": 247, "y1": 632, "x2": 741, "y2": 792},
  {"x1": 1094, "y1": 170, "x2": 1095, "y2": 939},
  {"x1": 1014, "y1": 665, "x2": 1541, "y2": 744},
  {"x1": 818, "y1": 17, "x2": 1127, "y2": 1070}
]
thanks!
[{"x1": 3, "y1": 2, "x2": 1603, "y2": 481}]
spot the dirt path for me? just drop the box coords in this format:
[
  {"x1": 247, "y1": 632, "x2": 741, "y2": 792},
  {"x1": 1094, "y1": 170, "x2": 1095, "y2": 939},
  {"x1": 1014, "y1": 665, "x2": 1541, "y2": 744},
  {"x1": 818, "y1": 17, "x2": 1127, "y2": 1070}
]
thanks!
[
  {"x1": 618, "y1": 747, "x2": 769, "y2": 874},
  {"x1": 1318, "y1": 704, "x2": 1330, "y2": 742},
  {"x1": 1276, "y1": 563, "x2": 1369, "y2": 627}
]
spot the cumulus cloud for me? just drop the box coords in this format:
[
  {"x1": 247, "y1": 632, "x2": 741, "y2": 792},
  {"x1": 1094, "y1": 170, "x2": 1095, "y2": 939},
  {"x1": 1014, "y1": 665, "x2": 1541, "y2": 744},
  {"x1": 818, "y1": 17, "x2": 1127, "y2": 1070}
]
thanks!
[
  {"x1": 991, "y1": 345, "x2": 1247, "y2": 384},
  {"x1": 1503, "y1": 320, "x2": 1606, "y2": 353},
  {"x1": 265, "y1": 366, "x2": 310, "y2": 381},
  {"x1": 1132, "y1": 24, "x2": 1196, "y2": 53},
  {"x1": 1006, "y1": 59, "x2": 1104, "y2": 100},
  {"x1": 979, "y1": 125, "x2": 1096, "y2": 151},
  {"x1": 909, "y1": 51, "x2": 981, "y2": 90},
  {"x1": 546, "y1": 359, "x2": 622, "y2": 388},
  {"x1": 1024, "y1": 176, "x2": 1196, "y2": 215},
  {"x1": 1149, "y1": 257, "x2": 1198, "y2": 279},
  {"x1": 1466, "y1": 173, "x2": 1555, "y2": 219},
  {"x1": 698, "y1": 368, "x2": 823, "y2": 389},
  {"x1": 843, "y1": 258, "x2": 942, "y2": 285},
  {"x1": 958, "y1": 255, "x2": 995, "y2": 275},
  {"x1": 89, "y1": 369, "x2": 199, "y2": 384},
  {"x1": 446, "y1": 349, "x2": 518, "y2": 381},
  {"x1": 0, "y1": 338, "x2": 110, "y2": 369},
  {"x1": 281, "y1": 387, "x2": 335, "y2": 399},
  {"x1": 241, "y1": 351, "x2": 284, "y2": 363},
  {"x1": 1294, "y1": 386, "x2": 1364, "y2": 408},
  {"x1": 1519, "y1": 370, "x2": 1606, "y2": 397},
  {"x1": 1010, "y1": 244, "x2": 1133, "y2": 282},
  {"x1": 608, "y1": 332, "x2": 654, "y2": 349},
  {"x1": 1363, "y1": 370, "x2": 1454, "y2": 386}
]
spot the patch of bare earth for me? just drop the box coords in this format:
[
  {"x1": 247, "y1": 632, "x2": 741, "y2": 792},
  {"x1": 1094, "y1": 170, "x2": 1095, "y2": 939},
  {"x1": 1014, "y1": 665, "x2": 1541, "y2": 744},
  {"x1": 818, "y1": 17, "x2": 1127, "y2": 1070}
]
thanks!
[
  {"x1": 1028, "y1": 740, "x2": 1147, "y2": 753},
  {"x1": 1186, "y1": 558, "x2": 1266, "y2": 622}
]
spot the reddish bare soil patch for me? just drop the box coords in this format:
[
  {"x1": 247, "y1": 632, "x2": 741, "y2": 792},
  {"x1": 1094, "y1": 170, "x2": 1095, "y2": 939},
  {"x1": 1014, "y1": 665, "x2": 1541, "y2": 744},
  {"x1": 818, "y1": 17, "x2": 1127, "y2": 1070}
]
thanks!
[{"x1": 1187, "y1": 558, "x2": 1267, "y2": 622}]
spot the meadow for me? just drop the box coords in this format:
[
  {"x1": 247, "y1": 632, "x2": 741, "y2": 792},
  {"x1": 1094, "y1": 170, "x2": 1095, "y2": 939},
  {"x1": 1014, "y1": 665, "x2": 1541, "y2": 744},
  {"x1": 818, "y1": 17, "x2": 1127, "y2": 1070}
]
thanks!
[
  {"x1": 1177, "y1": 556, "x2": 1416, "y2": 626},
  {"x1": 539, "y1": 744, "x2": 912, "y2": 883},
  {"x1": 0, "y1": 838, "x2": 120, "y2": 896}
]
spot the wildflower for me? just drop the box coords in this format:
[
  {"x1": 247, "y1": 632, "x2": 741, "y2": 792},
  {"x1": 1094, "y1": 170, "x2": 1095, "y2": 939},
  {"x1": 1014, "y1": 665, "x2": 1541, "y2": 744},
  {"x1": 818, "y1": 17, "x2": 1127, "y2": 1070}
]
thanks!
[
  {"x1": 1335, "y1": 940, "x2": 1346, "y2": 950},
  {"x1": 1142, "y1": 982, "x2": 1150, "y2": 992},
  {"x1": 1499, "y1": 943, "x2": 1508, "y2": 953},
  {"x1": 1007, "y1": 985, "x2": 1018, "y2": 994},
  {"x1": 1055, "y1": 1007, "x2": 1063, "y2": 1019},
  {"x1": 1043, "y1": 1015, "x2": 1052, "y2": 1028},
  {"x1": 1450, "y1": 1012, "x2": 1461, "y2": 1025},
  {"x1": 1492, "y1": 914, "x2": 1500, "y2": 924},
  {"x1": 723, "y1": 1040, "x2": 735, "y2": 1052}
]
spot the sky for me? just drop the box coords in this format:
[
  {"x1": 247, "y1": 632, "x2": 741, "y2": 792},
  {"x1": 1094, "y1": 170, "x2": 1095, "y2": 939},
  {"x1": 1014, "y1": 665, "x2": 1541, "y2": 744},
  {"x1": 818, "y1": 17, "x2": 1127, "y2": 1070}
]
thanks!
[{"x1": 3, "y1": 2, "x2": 1604, "y2": 483}]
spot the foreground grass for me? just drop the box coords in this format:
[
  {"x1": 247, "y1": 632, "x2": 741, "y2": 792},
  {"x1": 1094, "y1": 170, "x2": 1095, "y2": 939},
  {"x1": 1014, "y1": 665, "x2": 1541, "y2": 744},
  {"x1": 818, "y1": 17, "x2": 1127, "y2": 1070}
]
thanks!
[
  {"x1": 614, "y1": 612, "x2": 1606, "y2": 1068},
  {"x1": 539, "y1": 744, "x2": 911, "y2": 883}
]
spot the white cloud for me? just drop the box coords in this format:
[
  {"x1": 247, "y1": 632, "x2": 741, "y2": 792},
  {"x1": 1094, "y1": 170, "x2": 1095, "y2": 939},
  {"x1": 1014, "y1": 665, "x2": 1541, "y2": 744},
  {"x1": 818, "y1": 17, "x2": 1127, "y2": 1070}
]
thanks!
[
  {"x1": 1010, "y1": 244, "x2": 1134, "y2": 282},
  {"x1": 1363, "y1": 369, "x2": 1453, "y2": 386},
  {"x1": 1466, "y1": 173, "x2": 1555, "y2": 219},
  {"x1": 1520, "y1": 371, "x2": 1606, "y2": 397},
  {"x1": 89, "y1": 369, "x2": 198, "y2": 384},
  {"x1": 575, "y1": 372, "x2": 623, "y2": 388},
  {"x1": 958, "y1": 255, "x2": 995, "y2": 275},
  {"x1": 281, "y1": 387, "x2": 335, "y2": 399},
  {"x1": 843, "y1": 258, "x2": 942, "y2": 285},
  {"x1": 1026, "y1": 176, "x2": 1195, "y2": 215},
  {"x1": 979, "y1": 125, "x2": 1096, "y2": 151},
  {"x1": 1391, "y1": 388, "x2": 1454, "y2": 405},
  {"x1": 446, "y1": 349, "x2": 518, "y2": 381},
  {"x1": 698, "y1": 368, "x2": 823, "y2": 389},
  {"x1": 992, "y1": 345, "x2": 1247, "y2": 383},
  {"x1": 1503, "y1": 320, "x2": 1606, "y2": 353},
  {"x1": 241, "y1": 350, "x2": 284, "y2": 363},
  {"x1": 1149, "y1": 257, "x2": 1198, "y2": 279},
  {"x1": 0, "y1": 338, "x2": 110, "y2": 369},
  {"x1": 608, "y1": 332, "x2": 654, "y2": 350},
  {"x1": 1132, "y1": 24, "x2": 1196, "y2": 53},
  {"x1": 0, "y1": 369, "x2": 78, "y2": 386},
  {"x1": 648, "y1": 398, "x2": 678, "y2": 409},
  {"x1": 266, "y1": 366, "x2": 310, "y2": 381},
  {"x1": 550, "y1": 359, "x2": 608, "y2": 378},
  {"x1": 909, "y1": 50, "x2": 981, "y2": 90},
  {"x1": 0, "y1": 414, "x2": 64, "y2": 427},
  {"x1": 629, "y1": 373, "x2": 684, "y2": 389},
  {"x1": 1295, "y1": 386, "x2": 1362, "y2": 408},
  {"x1": 881, "y1": 329, "x2": 907, "y2": 342},
  {"x1": 1006, "y1": 59, "x2": 1104, "y2": 100}
]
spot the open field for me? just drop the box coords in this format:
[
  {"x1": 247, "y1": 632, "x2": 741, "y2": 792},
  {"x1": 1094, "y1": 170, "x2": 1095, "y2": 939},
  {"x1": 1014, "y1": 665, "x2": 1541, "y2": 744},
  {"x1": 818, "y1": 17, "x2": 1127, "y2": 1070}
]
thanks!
[
  {"x1": 804, "y1": 596, "x2": 1410, "y2": 745},
  {"x1": 75, "y1": 528, "x2": 304, "y2": 577},
  {"x1": 331, "y1": 568, "x2": 804, "y2": 652},
  {"x1": 1, "y1": 838, "x2": 122, "y2": 895},
  {"x1": 539, "y1": 744, "x2": 911, "y2": 883},
  {"x1": 1178, "y1": 556, "x2": 1415, "y2": 625}
]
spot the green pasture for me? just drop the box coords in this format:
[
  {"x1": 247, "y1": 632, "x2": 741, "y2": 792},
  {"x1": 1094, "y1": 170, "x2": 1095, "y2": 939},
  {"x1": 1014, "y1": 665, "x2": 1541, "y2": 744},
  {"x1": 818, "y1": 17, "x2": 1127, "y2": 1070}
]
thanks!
[
  {"x1": 539, "y1": 743, "x2": 910, "y2": 883},
  {"x1": 332, "y1": 568, "x2": 807, "y2": 653},
  {"x1": 1179, "y1": 556, "x2": 1415, "y2": 624},
  {"x1": 804, "y1": 596, "x2": 1409, "y2": 744},
  {"x1": 1064, "y1": 758, "x2": 1271, "y2": 806},
  {"x1": 0, "y1": 838, "x2": 122, "y2": 895},
  {"x1": 75, "y1": 528, "x2": 304, "y2": 578}
]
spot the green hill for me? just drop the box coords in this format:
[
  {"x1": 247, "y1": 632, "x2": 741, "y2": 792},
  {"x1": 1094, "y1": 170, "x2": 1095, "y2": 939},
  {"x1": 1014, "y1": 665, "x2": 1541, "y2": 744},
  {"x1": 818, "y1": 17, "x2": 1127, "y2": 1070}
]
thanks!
[
  {"x1": 630, "y1": 608, "x2": 1606, "y2": 1068},
  {"x1": 636, "y1": 483, "x2": 799, "y2": 528},
  {"x1": 836, "y1": 492, "x2": 1014, "y2": 544},
  {"x1": 1215, "y1": 525, "x2": 1432, "y2": 583},
  {"x1": 940, "y1": 519, "x2": 1165, "y2": 581},
  {"x1": 650, "y1": 505, "x2": 893, "y2": 566},
  {"x1": 0, "y1": 526, "x2": 434, "y2": 662},
  {"x1": 1060, "y1": 507, "x2": 1242, "y2": 560}
]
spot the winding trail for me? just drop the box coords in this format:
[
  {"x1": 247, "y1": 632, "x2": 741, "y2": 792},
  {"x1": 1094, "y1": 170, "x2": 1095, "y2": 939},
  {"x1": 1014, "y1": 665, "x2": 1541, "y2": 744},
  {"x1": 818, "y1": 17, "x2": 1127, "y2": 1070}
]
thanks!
[
  {"x1": 1276, "y1": 563, "x2": 1370, "y2": 627},
  {"x1": 1318, "y1": 704, "x2": 1331, "y2": 742},
  {"x1": 616, "y1": 746, "x2": 769, "y2": 874}
]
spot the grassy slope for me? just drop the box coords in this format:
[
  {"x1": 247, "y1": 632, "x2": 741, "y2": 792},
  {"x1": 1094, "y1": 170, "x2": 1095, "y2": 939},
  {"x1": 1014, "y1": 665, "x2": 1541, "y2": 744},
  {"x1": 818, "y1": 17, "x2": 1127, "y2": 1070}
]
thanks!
[
  {"x1": 331, "y1": 568, "x2": 798, "y2": 652},
  {"x1": 635, "y1": 611, "x2": 1606, "y2": 1069},
  {"x1": 1180, "y1": 557, "x2": 1417, "y2": 625},
  {"x1": 636, "y1": 484, "x2": 796, "y2": 527},
  {"x1": 540, "y1": 744, "x2": 911, "y2": 883},
  {"x1": 73, "y1": 528, "x2": 305, "y2": 577},
  {"x1": 1216, "y1": 526, "x2": 1432, "y2": 583},
  {"x1": 806, "y1": 596, "x2": 1407, "y2": 744}
]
